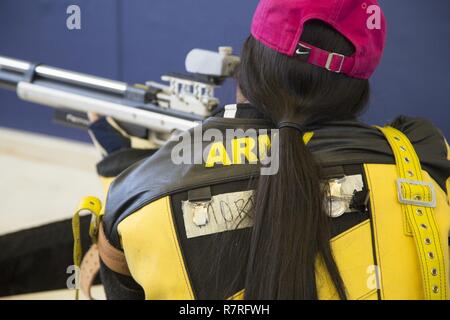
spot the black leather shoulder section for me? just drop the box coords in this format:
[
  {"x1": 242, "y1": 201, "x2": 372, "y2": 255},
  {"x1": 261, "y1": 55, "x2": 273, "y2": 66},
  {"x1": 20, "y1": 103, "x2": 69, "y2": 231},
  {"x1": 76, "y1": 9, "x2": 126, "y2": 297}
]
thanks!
[
  {"x1": 390, "y1": 116, "x2": 449, "y2": 185},
  {"x1": 103, "y1": 117, "x2": 272, "y2": 246},
  {"x1": 97, "y1": 149, "x2": 158, "y2": 178},
  {"x1": 306, "y1": 116, "x2": 449, "y2": 188},
  {"x1": 102, "y1": 112, "x2": 450, "y2": 247}
]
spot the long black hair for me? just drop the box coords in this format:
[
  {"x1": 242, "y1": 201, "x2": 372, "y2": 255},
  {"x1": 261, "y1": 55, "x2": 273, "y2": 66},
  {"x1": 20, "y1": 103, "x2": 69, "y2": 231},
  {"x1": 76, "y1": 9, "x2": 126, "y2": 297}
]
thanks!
[{"x1": 237, "y1": 20, "x2": 370, "y2": 299}]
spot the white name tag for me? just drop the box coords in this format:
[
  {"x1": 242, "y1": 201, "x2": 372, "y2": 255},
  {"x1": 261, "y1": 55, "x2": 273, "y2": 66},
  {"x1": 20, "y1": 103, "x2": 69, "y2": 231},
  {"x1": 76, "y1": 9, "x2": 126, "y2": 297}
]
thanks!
[{"x1": 182, "y1": 190, "x2": 255, "y2": 239}]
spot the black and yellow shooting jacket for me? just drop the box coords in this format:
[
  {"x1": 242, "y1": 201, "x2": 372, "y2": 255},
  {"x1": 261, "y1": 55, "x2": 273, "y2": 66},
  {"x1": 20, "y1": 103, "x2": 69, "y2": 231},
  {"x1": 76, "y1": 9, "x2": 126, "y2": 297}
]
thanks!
[{"x1": 97, "y1": 104, "x2": 450, "y2": 300}]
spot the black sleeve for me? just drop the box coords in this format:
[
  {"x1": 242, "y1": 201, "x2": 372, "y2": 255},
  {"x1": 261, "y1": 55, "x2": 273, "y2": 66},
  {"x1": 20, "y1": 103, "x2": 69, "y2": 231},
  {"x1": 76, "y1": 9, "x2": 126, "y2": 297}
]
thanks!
[
  {"x1": 0, "y1": 217, "x2": 94, "y2": 297},
  {"x1": 96, "y1": 148, "x2": 157, "y2": 178},
  {"x1": 99, "y1": 261, "x2": 144, "y2": 300}
]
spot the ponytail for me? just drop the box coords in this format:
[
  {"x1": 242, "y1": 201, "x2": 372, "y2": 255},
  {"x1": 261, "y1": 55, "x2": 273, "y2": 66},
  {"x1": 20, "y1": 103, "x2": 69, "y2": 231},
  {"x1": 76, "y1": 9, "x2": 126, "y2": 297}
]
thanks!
[
  {"x1": 238, "y1": 20, "x2": 370, "y2": 299},
  {"x1": 244, "y1": 126, "x2": 346, "y2": 299}
]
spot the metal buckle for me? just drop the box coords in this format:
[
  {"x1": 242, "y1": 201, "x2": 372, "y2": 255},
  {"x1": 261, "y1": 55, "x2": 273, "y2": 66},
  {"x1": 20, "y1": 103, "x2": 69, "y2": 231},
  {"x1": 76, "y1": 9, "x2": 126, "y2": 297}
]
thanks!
[
  {"x1": 325, "y1": 52, "x2": 345, "y2": 73},
  {"x1": 396, "y1": 179, "x2": 436, "y2": 208}
]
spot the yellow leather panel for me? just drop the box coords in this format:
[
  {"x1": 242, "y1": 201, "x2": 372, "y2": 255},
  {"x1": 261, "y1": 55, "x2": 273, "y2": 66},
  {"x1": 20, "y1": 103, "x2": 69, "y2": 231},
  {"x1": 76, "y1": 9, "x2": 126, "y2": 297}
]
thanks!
[
  {"x1": 99, "y1": 177, "x2": 115, "y2": 197},
  {"x1": 230, "y1": 220, "x2": 376, "y2": 300},
  {"x1": 446, "y1": 139, "x2": 449, "y2": 204},
  {"x1": 303, "y1": 132, "x2": 314, "y2": 145},
  {"x1": 228, "y1": 289, "x2": 245, "y2": 300},
  {"x1": 118, "y1": 196, "x2": 195, "y2": 300},
  {"x1": 447, "y1": 178, "x2": 450, "y2": 205},
  {"x1": 358, "y1": 290, "x2": 378, "y2": 300},
  {"x1": 316, "y1": 220, "x2": 375, "y2": 300}
]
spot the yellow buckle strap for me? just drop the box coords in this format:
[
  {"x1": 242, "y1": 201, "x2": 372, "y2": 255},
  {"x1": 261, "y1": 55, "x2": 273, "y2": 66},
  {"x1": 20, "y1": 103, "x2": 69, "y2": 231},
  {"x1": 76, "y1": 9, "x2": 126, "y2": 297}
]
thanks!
[
  {"x1": 377, "y1": 126, "x2": 447, "y2": 300},
  {"x1": 71, "y1": 196, "x2": 102, "y2": 300}
]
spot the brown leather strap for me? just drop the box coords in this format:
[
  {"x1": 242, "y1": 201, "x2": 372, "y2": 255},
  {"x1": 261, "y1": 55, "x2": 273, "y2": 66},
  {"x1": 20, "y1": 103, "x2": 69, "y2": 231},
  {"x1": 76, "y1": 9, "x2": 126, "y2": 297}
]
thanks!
[
  {"x1": 97, "y1": 223, "x2": 131, "y2": 276},
  {"x1": 80, "y1": 245, "x2": 100, "y2": 300},
  {"x1": 79, "y1": 224, "x2": 131, "y2": 299}
]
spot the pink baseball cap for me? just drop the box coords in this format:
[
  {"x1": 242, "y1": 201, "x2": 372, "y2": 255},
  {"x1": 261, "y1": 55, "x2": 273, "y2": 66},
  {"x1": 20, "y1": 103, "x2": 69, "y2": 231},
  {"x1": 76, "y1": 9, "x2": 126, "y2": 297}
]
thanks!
[{"x1": 251, "y1": 0, "x2": 387, "y2": 79}]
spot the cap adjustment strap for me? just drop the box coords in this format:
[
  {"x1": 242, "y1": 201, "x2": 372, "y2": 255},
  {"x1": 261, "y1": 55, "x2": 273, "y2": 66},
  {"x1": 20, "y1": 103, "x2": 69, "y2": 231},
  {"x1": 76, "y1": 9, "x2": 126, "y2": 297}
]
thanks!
[{"x1": 296, "y1": 41, "x2": 355, "y2": 76}]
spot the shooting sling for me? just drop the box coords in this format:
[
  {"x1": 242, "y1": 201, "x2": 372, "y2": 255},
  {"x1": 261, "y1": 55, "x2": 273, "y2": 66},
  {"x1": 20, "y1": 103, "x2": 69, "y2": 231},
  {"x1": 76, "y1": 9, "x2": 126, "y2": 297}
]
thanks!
[
  {"x1": 72, "y1": 197, "x2": 130, "y2": 299},
  {"x1": 376, "y1": 126, "x2": 447, "y2": 299}
]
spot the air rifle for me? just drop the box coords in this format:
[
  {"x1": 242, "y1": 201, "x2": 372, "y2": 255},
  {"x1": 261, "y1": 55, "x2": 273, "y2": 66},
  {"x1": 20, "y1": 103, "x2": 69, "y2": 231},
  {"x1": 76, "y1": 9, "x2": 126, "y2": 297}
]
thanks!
[{"x1": 0, "y1": 47, "x2": 240, "y2": 145}]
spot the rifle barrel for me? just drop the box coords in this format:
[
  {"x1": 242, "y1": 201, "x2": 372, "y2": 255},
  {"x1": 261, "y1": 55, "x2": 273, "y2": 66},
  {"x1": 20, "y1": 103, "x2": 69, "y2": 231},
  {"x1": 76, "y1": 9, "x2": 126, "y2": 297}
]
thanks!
[
  {"x1": 0, "y1": 56, "x2": 127, "y2": 94},
  {"x1": 0, "y1": 54, "x2": 202, "y2": 135}
]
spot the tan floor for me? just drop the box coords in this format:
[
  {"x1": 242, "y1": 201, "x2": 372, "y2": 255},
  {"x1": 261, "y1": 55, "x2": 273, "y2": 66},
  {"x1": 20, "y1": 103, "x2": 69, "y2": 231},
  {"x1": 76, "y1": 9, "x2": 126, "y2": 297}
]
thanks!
[
  {"x1": 0, "y1": 127, "x2": 105, "y2": 299},
  {"x1": 0, "y1": 127, "x2": 103, "y2": 234}
]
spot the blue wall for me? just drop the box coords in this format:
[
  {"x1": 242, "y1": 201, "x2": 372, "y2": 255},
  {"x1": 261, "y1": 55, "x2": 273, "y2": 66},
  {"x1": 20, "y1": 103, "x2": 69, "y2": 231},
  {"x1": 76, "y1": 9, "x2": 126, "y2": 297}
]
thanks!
[{"x1": 0, "y1": 0, "x2": 449, "y2": 142}]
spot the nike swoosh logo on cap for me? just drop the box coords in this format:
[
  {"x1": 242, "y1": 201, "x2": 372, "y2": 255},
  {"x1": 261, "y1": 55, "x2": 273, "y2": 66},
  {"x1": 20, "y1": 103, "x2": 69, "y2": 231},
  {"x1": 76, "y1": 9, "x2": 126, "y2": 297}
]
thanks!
[{"x1": 296, "y1": 48, "x2": 309, "y2": 55}]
